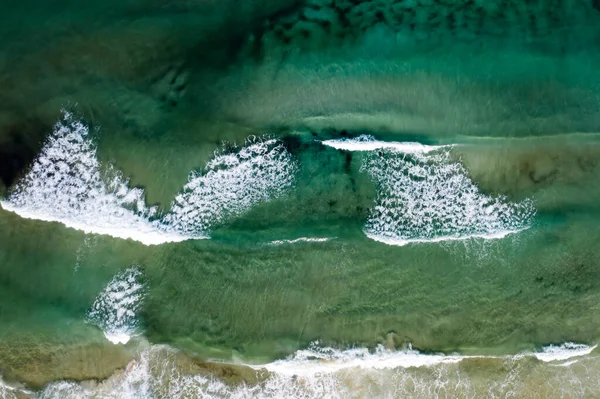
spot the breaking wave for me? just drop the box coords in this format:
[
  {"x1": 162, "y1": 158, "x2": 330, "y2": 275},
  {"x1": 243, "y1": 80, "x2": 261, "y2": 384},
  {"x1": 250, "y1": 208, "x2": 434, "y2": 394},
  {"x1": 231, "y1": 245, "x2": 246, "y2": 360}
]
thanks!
[
  {"x1": 322, "y1": 135, "x2": 444, "y2": 153},
  {"x1": 323, "y1": 135, "x2": 535, "y2": 245},
  {"x1": 0, "y1": 377, "x2": 33, "y2": 399},
  {"x1": 86, "y1": 267, "x2": 146, "y2": 344},
  {"x1": 0, "y1": 112, "x2": 298, "y2": 245},
  {"x1": 162, "y1": 137, "x2": 297, "y2": 235},
  {"x1": 36, "y1": 341, "x2": 598, "y2": 399},
  {"x1": 268, "y1": 237, "x2": 333, "y2": 245},
  {"x1": 0, "y1": 112, "x2": 184, "y2": 245}
]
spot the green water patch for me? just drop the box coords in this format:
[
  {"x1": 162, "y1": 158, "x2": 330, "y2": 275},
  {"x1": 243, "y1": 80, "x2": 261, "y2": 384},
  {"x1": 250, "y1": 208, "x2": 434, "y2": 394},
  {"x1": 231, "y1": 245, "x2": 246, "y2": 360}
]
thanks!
[
  {"x1": 0, "y1": 289, "x2": 136, "y2": 390},
  {"x1": 0, "y1": 210, "x2": 154, "y2": 388},
  {"x1": 208, "y1": 46, "x2": 600, "y2": 139},
  {"x1": 140, "y1": 212, "x2": 600, "y2": 360},
  {"x1": 455, "y1": 137, "x2": 600, "y2": 211},
  {"x1": 0, "y1": 209, "x2": 158, "y2": 331}
]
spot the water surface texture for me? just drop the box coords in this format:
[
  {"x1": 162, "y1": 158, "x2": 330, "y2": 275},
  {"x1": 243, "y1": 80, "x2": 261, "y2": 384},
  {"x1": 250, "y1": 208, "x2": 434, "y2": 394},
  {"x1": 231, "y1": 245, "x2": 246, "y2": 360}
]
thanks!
[{"x1": 1, "y1": 0, "x2": 600, "y2": 397}]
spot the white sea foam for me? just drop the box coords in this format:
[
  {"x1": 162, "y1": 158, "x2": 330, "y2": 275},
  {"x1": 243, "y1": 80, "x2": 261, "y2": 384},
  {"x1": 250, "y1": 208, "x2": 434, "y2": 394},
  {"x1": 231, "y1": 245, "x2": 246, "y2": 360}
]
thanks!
[
  {"x1": 0, "y1": 376, "x2": 33, "y2": 398},
  {"x1": 162, "y1": 137, "x2": 298, "y2": 235},
  {"x1": 322, "y1": 135, "x2": 445, "y2": 153},
  {"x1": 256, "y1": 343, "x2": 466, "y2": 376},
  {"x1": 252, "y1": 341, "x2": 596, "y2": 377},
  {"x1": 0, "y1": 111, "x2": 188, "y2": 245},
  {"x1": 86, "y1": 267, "x2": 146, "y2": 345},
  {"x1": 269, "y1": 237, "x2": 333, "y2": 245},
  {"x1": 36, "y1": 341, "x2": 599, "y2": 399},
  {"x1": 365, "y1": 229, "x2": 524, "y2": 247},
  {"x1": 533, "y1": 342, "x2": 597, "y2": 362},
  {"x1": 0, "y1": 112, "x2": 298, "y2": 245},
  {"x1": 323, "y1": 135, "x2": 535, "y2": 245}
]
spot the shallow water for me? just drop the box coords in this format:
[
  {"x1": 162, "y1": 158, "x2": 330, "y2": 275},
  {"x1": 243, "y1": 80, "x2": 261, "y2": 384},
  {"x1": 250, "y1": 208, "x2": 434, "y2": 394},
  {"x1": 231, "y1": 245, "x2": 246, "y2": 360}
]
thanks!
[{"x1": 2, "y1": 0, "x2": 600, "y2": 397}]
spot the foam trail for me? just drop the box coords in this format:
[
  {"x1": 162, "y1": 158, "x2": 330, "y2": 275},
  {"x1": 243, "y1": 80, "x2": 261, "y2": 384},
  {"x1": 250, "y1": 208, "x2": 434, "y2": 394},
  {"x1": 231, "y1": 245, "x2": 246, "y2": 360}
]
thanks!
[
  {"x1": 365, "y1": 229, "x2": 521, "y2": 247},
  {"x1": 86, "y1": 267, "x2": 146, "y2": 344},
  {"x1": 0, "y1": 111, "x2": 188, "y2": 245},
  {"x1": 269, "y1": 237, "x2": 333, "y2": 245},
  {"x1": 533, "y1": 342, "x2": 597, "y2": 362},
  {"x1": 0, "y1": 113, "x2": 298, "y2": 245},
  {"x1": 162, "y1": 137, "x2": 298, "y2": 235},
  {"x1": 323, "y1": 135, "x2": 535, "y2": 245},
  {"x1": 257, "y1": 343, "x2": 466, "y2": 376},
  {"x1": 362, "y1": 148, "x2": 535, "y2": 245},
  {"x1": 322, "y1": 135, "x2": 445, "y2": 153},
  {"x1": 37, "y1": 342, "x2": 599, "y2": 399},
  {"x1": 0, "y1": 376, "x2": 33, "y2": 398},
  {"x1": 252, "y1": 341, "x2": 597, "y2": 376}
]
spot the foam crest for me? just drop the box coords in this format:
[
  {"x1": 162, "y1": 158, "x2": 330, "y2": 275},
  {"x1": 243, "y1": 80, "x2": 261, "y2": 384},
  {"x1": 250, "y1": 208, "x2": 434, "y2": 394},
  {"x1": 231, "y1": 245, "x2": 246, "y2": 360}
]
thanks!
[
  {"x1": 269, "y1": 237, "x2": 333, "y2": 245},
  {"x1": 322, "y1": 135, "x2": 444, "y2": 153},
  {"x1": 162, "y1": 137, "x2": 298, "y2": 235},
  {"x1": 534, "y1": 342, "x2": 597, "y2": 362},
  {"x1": 258, "y1": 341, "x2": 596, "y2": 377},
  {"x1": 260, "y1": 343, "x2": 466, "y2": 376},
  {"x1": 321, "y1": 135, "x2": 535, "y2": 245},
  {"x1": 0, "y1": 376, "x2": 32, "y2": 399},
  {"x1": 0, "y1": 113, "x2": 298, "y2": 245},
  {"x1": 86, "y1": 267, "x2": 146, "y2": 344},
  {"x1": 36, "y1": 342, "x2": 599, "y2": 399},
  {"x1": 0, "y1": 111, "x2": 187, "y2": 245},
  {"x1": 358, "y1": 142, "x2": 535, "y2": 245}
]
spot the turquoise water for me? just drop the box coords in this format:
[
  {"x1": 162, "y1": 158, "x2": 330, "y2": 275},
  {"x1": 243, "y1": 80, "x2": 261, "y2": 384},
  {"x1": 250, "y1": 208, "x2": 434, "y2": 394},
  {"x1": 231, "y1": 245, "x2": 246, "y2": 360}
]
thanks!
[{"x1": 2, "y1": 0, "x2": 600, "y2": 397}]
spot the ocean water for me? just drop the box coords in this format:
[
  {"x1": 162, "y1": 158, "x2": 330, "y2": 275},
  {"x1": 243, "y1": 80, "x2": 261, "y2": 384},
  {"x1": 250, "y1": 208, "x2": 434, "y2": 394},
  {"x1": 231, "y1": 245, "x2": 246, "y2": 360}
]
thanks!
[{"x1": 2, "y1": 0, "x2": 600, "y2": 397}]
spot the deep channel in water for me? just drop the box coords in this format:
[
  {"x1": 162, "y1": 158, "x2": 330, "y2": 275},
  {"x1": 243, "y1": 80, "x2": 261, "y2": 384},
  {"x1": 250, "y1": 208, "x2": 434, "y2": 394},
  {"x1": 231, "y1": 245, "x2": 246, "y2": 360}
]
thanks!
[{"x1": 2, "y1": 0, "x2": 600, "y2": 397}]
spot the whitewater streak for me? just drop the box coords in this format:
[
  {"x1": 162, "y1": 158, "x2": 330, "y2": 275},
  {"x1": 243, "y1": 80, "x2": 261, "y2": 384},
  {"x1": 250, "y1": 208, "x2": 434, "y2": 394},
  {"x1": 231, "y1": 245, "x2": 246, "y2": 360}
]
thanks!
[
  {"x1": 255, "y1": 341, "x2": 597, "y2": 376},
  {"x1": 268, "y1": 237, "x2": 333, "y2": 245},
  {"x1": 323, "y1": 135, "x2": 535, "y2": 246},
  {"x1": 322, "y1": 135, "x2": 445, "y2": 153},
  {"x1": 0, "y1": 112, "x2": 298, "y2": 245},
  {"x1": 35, "y1": 341, "x2": 598, "y2": 399}
]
